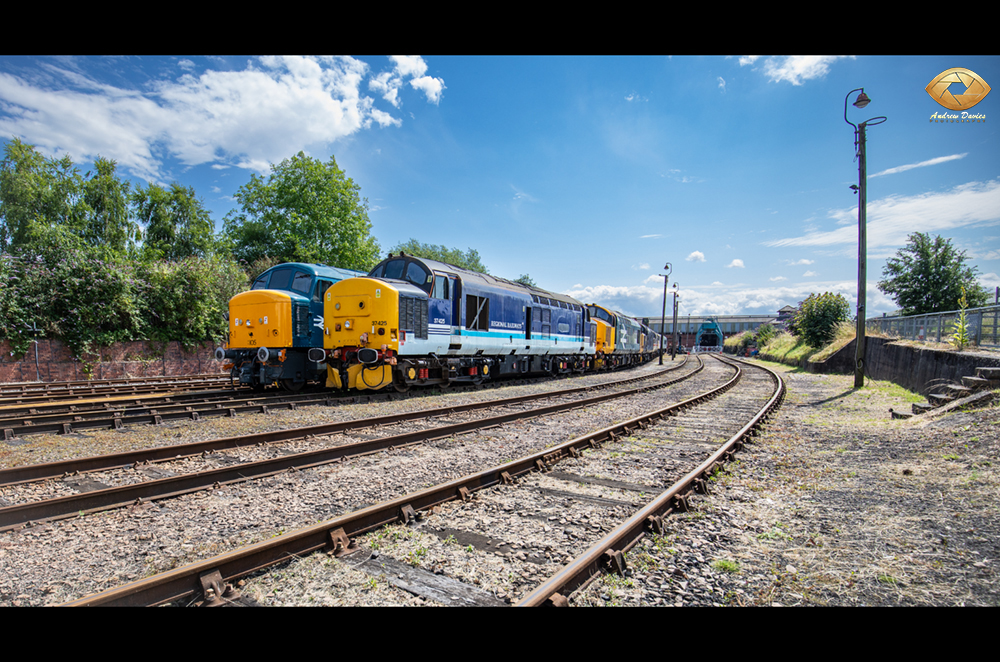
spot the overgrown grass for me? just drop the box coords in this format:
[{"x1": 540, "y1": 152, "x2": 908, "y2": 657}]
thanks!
[
  {"x1": 759, "y1": 331, "x2": 816, "y2": 364},
  {"x1": 809, "y1": 322, "x2": 856, "y2": 362}
]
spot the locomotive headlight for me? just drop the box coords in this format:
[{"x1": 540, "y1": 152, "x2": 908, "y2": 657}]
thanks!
[{"x1": 345, "y1": 320, "x2": 352, "y2": 330}]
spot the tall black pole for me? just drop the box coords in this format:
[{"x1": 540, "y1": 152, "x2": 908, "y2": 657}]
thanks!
[
  {"x1": 844, "y1": 88, "x2": 886, "y2": 389},
  {"x1": 855, "y1": 121, "x2": 868, "y2": 388},
  {"x1": 659, "y1": 263, "x2": 671, "y2": 364},
  {"x1": 670, "y1": 284, "x2": 679, "y2": 360}
]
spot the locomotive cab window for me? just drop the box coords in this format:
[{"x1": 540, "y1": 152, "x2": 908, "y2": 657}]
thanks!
[
  {"x1": 432, "y1": 274, "x2": 449, "y2": 300},
  {"x1": 313, "y1": 279, "x2": 333, "y2": 302},
  {"x1": 383, "y1": 259, "x2": 405, "y2": 280},
  {"x1": 291, "y1": 271, "x2": 312, "y2": 294},
  {"x1": 252, "y1": 274, "x2": 269, "y2": 289},
  {"x1": 404, "y1": 261, "x2": 431, "y2": 293},
  {"x1": 268, "y1": 268, "x2": 293, "y2": 291}
]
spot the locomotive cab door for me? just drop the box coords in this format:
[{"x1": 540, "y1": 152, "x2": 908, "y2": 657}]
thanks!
[{"x1": 429, "y1": 273, "x2": 453, "y2": 352}]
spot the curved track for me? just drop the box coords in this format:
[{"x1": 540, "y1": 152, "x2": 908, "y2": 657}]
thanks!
[{"x1": 53, "y1": 356, "x2": 783, "y2": 606}]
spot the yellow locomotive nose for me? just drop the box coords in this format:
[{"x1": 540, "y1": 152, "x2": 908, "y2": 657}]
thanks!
[
  {"x1": 324, "y1": 278, "x2": 400, "y2": 390},
  {"x1": 230, "y1": 290, "x2": 294, "y2": 348}
]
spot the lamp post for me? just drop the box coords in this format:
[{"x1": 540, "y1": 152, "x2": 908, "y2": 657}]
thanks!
[
  {"x1": 844, "y1": 88, "x2": 887, "y2": 388},
  {"x1": 670, "y1": 284, "x2": 679, "y2": 360},
  {"x1": 659, "y1": 262, "x2": 672, "y2": 364}
]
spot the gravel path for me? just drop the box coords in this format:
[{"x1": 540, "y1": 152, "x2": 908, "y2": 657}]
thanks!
[{"x1": 576, "y1": 361, "x2": 999, "y2": 606}]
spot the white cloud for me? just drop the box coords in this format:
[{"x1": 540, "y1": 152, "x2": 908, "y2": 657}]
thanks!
[
  {"x1": 742, "y1": 56, "x2": 851, "y2": 85},
  {"x1": 567, "y1": 276, "x2": 897, "y2": 317},
  {"x1": 370, "y1": 56, "x2": 445, "y2": 106},
  {"x1": 411, "y1": 75, "x2": 445, "y2": 104},
  {"x1": 687, "y1": 251, "x2": 706, "y2": 262},
  {"x1": 980, "y1": 272, "x2": 1000, "y2": 290},
  {"x1": 870, "y1": 153, "x2": 967, "y2": 178},
  {"x1": 717, "y1": 77, "x2": 726, "y2": 93},
  {"x1": 640, "y1": 234, "x2": 663, "y2": 239},
  {"x1": 766, "y1": 180, "x2": 1000, "y2": 251},
  {"x1": 790, "y1": 259, "x2": 815, "y2": 265},
  {"x1": 803, "y1": 270, "x2": 817, "y2": 277},
  {"x1": 389, "y1": 56, "x2": 428, "y2": 79},
  {"x1": 727, "y1": 259, "x2": 745, "y2": 268},
  {"x1": 770, "y1": 276, "x2": 787, "y2": 281},
  {"x1": 0, "y1": 56, "x2": 443, "y2": 181}
]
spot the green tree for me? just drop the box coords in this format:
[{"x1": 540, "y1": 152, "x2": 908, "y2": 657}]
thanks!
[
  {"x1": 135, "y1": 182, "x2": 215, "y2": 260},
  {"x1": 389, "y1": 238, "x2": 489, "y2": 273},
  {"x1": 878, "y1": 232, "x2": 988, "y2": 315},
  {"x1": 0, "y1": 138, "x2": 84, "y2": 251},
  {"x1": 222, "y1": 152, "x2": 379, "y2": 271},
  {"x1": 79, "y1": 156, "x2": 139, "y2": 255},
  {"x1": 514, "y1": 274, "x2": 536, "y2": 287},
  {"x1": 794, "y1": 292, "x2": 851, "y2": 348}
]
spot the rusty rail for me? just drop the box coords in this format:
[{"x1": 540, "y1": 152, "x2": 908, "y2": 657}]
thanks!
[
  {"x1": 61, "y1": 357, "x2": 736, "y2": 606},
  {"x1": 515, "y1": 356, "x2": 784, "y2": 606}
]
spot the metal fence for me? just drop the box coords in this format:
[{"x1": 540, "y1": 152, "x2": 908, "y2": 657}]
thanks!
[{"x1": 866, "y1": 304, "x2": 1000, "y2": 348}]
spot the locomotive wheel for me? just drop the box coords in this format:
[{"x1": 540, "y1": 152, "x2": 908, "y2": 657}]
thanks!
[
  {"x1": 281, "y1": 379, "x2": 304, "y2": 392},
  {"x1": 393, "y1": 380, "x2": 410, "y2": 393}
]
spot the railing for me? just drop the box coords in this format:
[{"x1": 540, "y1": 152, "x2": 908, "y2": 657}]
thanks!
[
  {"x1": 691, "y1": 345, "x2": 723, "y2": 354},
  {"x1": 866, "y1": 304, "x2": 1000, "y2": 348}
]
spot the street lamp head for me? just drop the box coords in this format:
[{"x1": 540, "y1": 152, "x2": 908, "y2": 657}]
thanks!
[{"x1": 853, "y1": 91, "x2": 871, "y2": 109}]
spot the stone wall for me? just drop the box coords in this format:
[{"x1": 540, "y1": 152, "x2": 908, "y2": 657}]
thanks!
[
  {"x1": 0, "y1": 338, "x2": 225, "y2": 383},
  {"x1": 793, "y1": 337, "x2": 1000, "y2": 395}
]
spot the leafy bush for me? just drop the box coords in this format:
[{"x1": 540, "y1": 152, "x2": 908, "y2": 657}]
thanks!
[
  {"x1": 794, "y1": 292, "x2": 851, "y2": 348},
  {"x1": 754, "y1": 323, "x2": 777, "y2": 346},
  {"x1": 141, "y1": 257, "x2": 247, "y2": 348},
  {"x1": 1, "y1": 244, "x2": 247, "y2": 358},
  {"x1": 1, "y1": 242, "x2": 148, "y2": 358}
]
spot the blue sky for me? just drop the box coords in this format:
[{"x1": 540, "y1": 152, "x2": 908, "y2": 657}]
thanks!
[{"x1": 2, "y1": 55, "x2": 998, "y2": 319}]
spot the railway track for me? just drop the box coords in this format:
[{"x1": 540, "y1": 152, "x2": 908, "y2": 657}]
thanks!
[
  {"x1": 0, "y1": 366, "x2": 663, "y2": 440},
  {"x1": 0, "y1": 358, "x2": 700, "y2": 530},
  {"x1": 0, "y1": 374, "x2": 235, "y2": 406},
  {"x1": 40, "y1": 355, "x2": 782, "y2": 606}
]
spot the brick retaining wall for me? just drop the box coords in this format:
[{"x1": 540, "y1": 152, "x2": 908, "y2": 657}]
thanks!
[{"x1": 0, "y1": 338, "x2": 225, "y2": 383}]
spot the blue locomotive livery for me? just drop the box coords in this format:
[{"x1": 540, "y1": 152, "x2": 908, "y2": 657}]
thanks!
[
  {"x1": 215, "y1": 262, "x2": 366, "y2": 390},
  {"x1": 216, "y1": 255, "x2": 664, "y2": 392},
  {"x1": 323, "y1": 253, "x2": 606, "y2": 391}
]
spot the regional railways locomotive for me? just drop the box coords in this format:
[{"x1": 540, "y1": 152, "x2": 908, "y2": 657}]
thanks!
[
  {"x1": 216, "y1": 255, "x2": 662, "y2": 391},
  {"x1": 322, "y1": 253, "x2": 661, "y2": 392}
]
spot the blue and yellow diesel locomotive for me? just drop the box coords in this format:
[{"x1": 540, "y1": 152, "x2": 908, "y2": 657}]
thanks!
[
  {"x1": 319, "y1": 253, "x2": 659, "y2": 392},
  {"x1": 215, "y1": 262, "x2": 365, "y2": 390}
]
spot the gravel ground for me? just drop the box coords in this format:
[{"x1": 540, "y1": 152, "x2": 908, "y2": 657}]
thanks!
[
  {"x1": 574, "y1": 360, "x2": 999, "y2": 607},
  {"x1": 4, "y1": 358, "x2": 996, "y2": 607}
]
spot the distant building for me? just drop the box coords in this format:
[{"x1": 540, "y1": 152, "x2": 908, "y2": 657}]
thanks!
[{"x1": 776, "y1": 305, "x2": 797, "y2": 329}]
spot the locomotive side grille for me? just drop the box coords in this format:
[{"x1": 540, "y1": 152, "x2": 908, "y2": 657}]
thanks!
[
  {"x1": 399, "y1": 296, "x2": 428, "y2": 339},
  {"x1": 293, "y1": 302, "x2": 311, "y2": 338}
]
